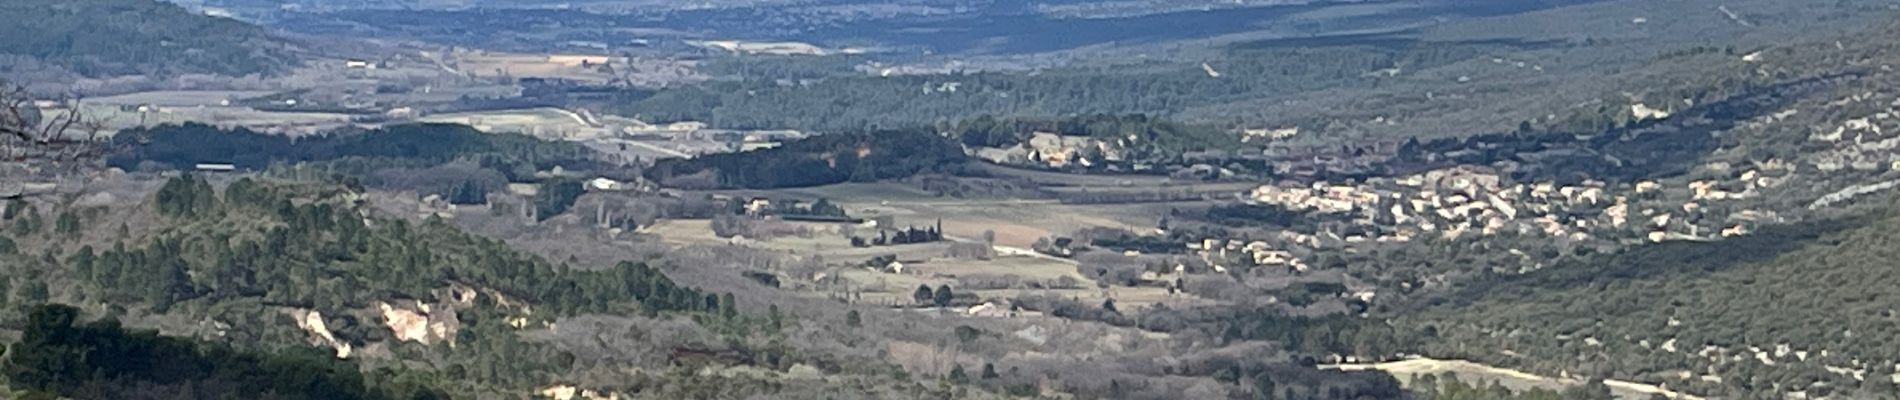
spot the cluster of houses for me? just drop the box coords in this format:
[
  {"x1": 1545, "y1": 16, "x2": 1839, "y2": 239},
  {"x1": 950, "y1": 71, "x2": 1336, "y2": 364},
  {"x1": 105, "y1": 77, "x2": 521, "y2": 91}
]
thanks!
[
  {"x1": 1187, "y1": 237, "x2": 1307, "y2": 272},
  {"x1": 1806, "y1": 93, "x2": 1900, "y2": 173},
  {"x1": 1229, "y1": 164, "x2": 1782, "y2": 268},
  {"x1": 1118, "y1": 161, "x2": 1802, "y2": 289},
  {"x1": 733, "y1": 196, "x2": 861, "y2": 223},
  {"x1": 972, "y1": 132, "x2": 1126, "y2": 169}
]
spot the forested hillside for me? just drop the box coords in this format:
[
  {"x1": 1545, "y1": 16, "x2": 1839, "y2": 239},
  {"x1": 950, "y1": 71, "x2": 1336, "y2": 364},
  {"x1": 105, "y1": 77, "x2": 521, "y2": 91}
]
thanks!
[
  {"x1": 0, "y1": 0, "x2": 296, "y2": 77},
  {"x1": 613, "y1": 39, "x2": 1519, "y2": 133},
  {"x1": 5, "y1": 304, "x2": 445, "y2": 400},
  {"x1": 0, "y1": 177, "x2": 767, "y2": 397},
  {"x1": 1400, "y1": 201, "x2": 1900, "y2": 399},
  {"x1": 109, "y1": 123, "x2": 604, "y2": 211}
]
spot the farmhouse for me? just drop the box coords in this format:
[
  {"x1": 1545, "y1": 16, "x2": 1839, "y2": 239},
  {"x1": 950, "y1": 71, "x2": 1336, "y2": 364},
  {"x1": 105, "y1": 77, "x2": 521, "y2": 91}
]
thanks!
[
  {"x1": 587, "y1": 177, "x2": 626, "y2": 191},
  {"x1": 194, "y1": 163, "x2": 236, "y2": 172},
  {"x1": 744, "y1": 197, "x2": 772, "y2": 216}
]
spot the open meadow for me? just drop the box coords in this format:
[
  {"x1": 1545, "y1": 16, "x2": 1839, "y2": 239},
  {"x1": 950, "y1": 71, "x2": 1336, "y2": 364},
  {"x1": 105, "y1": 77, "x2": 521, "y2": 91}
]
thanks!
[
  {"x1": 450, "y1": 52, "x2": 618, "y2": 82},
  {"x1": 645, "y1": 180, "x2": 1222, "y2": 310},
  {"x1": 764, "y1": 182, "x2": 1172, "y2": 248},
  {"x1": 65, "y1": 101, "x2": 354, "y2": 135},
  {"x1": 420, "y1": 107, "x2": 604, "y2": 138}
]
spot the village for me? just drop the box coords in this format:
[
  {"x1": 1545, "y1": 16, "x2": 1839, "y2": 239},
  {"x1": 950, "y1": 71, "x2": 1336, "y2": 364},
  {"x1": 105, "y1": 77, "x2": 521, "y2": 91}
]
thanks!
[{"x1": 1245, "y1": 165, "x2": 1769, "y2": 242}]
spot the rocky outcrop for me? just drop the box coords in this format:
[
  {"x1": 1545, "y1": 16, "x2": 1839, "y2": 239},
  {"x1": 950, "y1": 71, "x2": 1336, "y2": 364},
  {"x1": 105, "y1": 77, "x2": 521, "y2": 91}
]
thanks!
[
  {"x1": 291, "y1": 309, "x2": 353, "y2": 359},
  {"x1": 378, "y1": 300, "x2": 459, "y2": 346}
]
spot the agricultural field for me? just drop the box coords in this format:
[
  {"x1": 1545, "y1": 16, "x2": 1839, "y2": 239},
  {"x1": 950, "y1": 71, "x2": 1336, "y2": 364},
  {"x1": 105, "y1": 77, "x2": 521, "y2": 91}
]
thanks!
[
  {"x1": 445, "y1": 51, "x2": 621, "y2": 83},
  {"x1": 765, "y1": 182, "x2": 1169, "y2": 248},
  {"x1": 966, "y1": 163, "x2": 1176, "y2": 187},
  {"x1": 1324, "y1": 358, "x2": 1699, "y2": 400},
  {"x1": 638, "y1": 179, "x2": 1222, "y2": 313},
  {"x1": 817, "y1": 246, "x2": 1204, "y2": 310},
  {"x1": 85, "y1": 90, "x2": 275, "y2": 107},
  {"x1": 64, "y1": 101, "x2": 354, "y2": 135},
  {"x1": 421, "y1": 106, "x2": 801, "y2": 161},
  {"x1": 420, "y1": 107, "x2": 605, "y2": 138}
]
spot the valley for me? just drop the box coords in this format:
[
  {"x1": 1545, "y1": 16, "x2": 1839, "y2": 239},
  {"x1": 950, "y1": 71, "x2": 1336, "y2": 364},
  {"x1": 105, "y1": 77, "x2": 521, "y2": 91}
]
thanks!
[{"x1": 6, "y1": 0, "x2": 1900, "y2": 399}]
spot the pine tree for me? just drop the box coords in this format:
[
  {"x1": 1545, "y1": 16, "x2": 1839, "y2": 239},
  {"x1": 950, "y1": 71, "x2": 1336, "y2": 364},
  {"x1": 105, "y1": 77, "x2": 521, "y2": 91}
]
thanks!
[
  {"x1": 719, "y1": 293, "x2": 738, "y2": 320},
  {"x1": 1250, "y1": 373, "x2": 1276, "y2": 400},
  {"x1": 913, "y1": 285, "x2": 934, "y2": 305},
  {"x1": 767, "y1": 304, "x2": 783, "y2": 333},
  {"x1": 53, "y1": 211, "x2": 80, "y2": 238},
  {"x1": 933, "y1": 285, "x2": 954, "y2": 308}
]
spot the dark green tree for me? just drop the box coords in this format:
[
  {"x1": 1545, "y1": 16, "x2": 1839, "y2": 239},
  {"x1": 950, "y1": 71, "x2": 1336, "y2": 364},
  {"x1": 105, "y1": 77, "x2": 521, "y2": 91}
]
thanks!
[
  {"x1": 447, "y1": 180, "x2": 489, "y2": 205},
  {"x1": 955, "y1": 325, "x2": 981, "y2": 344},
  {"x1": 719, "y1": 293, "x2": 738, "y2": 320},
  {"x1": 933, "y1": 284, "x2": 954, "y2": 308},
  {"x1": 767, "y1": 304, "x2": 784, "y2": 333},
  {"x1": 533, "y1": 179, "x2": 586, "y2": 222},
  {"x1": 913, "y1": 285, "x2": 934, "y2": 305},
  {"x1": 53, "y1": 211, "x2": 80, "y2": 238}
]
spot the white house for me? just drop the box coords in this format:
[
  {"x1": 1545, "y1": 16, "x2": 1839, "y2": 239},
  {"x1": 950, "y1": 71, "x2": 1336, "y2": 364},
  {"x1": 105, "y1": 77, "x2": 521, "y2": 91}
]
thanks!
[{"x1": 195, "y1": 163, "x2": 236, "y2": 172}]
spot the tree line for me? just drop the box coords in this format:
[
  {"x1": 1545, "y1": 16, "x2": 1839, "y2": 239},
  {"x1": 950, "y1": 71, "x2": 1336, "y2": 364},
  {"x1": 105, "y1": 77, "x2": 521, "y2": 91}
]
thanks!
[
  {"x1": 851, "y1": 224, "x2": 945, "y2": 248},
  {"x1": 110, "y1": 123, "x2": 593, "y2": 176},
  {"x1": 645, "y1": 129, "x2": 966, "y2": 189}
]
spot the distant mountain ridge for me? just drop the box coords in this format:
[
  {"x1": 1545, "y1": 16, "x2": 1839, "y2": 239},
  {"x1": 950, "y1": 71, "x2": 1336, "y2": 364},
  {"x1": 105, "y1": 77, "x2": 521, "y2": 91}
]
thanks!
[{"x1": 0, "y1": 0, "x2": 298, "y2": 78}]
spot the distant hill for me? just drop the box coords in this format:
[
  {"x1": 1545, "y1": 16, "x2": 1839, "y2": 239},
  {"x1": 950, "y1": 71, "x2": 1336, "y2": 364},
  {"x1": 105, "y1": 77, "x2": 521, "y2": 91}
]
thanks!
[{"x1": 0, "y1": 0, "x2": 297, "y2": 77}]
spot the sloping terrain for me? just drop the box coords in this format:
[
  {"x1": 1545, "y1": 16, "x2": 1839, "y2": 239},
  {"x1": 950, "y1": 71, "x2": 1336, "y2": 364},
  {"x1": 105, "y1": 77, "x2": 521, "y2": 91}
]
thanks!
[
  {"x1": 1381, "y1": 17, "x2": 1900, "y2": 399},
  {"x1": 1403, "y1": 203, "x2": 1900, "y2": 398},
  {"x1": 0, "y1": 0, "x2": 298, "y2": 78},
  {"x1": 219, "y1": 0, "x2": 1604, "y2": 55},
  {"x1": 601, "y1": 0, "x2": 1892, "y2": 142},
  {"x1": 0, "y1": 176, "x2": 809, "y2": 398}
]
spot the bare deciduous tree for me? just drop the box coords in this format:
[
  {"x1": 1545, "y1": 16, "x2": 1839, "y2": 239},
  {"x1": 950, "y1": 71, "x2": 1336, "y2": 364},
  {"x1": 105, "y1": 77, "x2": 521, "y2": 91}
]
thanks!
[{"x1": 0, "y1": 80, "x2": 109, "y2": 162}]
